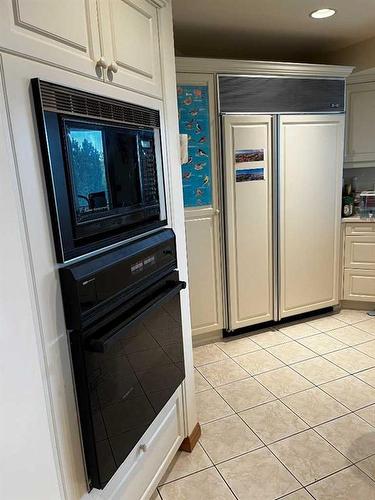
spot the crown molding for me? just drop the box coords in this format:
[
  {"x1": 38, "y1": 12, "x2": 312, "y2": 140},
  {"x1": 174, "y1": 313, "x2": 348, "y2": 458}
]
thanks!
[
  {"x1": 347, "y1": 67, "x2": 375, "y2": 84},
  {"x1": 176, "y1": 57, "x2": 354, "y2": 79}
]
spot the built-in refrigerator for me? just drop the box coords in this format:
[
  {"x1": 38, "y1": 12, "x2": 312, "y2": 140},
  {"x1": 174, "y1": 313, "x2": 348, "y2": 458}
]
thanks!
[{"x1": 219, "y1": 75, "x2": 345, "y2": 333}]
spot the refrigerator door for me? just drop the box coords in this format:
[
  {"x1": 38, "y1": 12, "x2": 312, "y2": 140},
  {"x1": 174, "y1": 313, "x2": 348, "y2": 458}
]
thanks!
[
  {"x1": 223, "y1": 115, "x2": 274, "y2": 331},
  {"x1": 279, "y1": 114, "x2": 345, "y2": 319}
]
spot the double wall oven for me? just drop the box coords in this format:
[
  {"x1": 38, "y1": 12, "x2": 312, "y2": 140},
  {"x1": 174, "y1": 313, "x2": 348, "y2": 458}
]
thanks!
[{"x1": 32, "y1": 81, "x2": 185, "y2": 490}]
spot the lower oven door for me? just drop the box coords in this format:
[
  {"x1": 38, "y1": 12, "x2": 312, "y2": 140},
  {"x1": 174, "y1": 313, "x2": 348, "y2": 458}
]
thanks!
[{"x1": 69, "y1": 273, "x2": 186, "y2": 490}]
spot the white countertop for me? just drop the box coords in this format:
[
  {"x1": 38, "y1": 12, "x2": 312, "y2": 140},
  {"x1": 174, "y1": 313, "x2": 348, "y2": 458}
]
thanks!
[{"x1": 342, "y1": 216, "x2": 375, "y2": 223}]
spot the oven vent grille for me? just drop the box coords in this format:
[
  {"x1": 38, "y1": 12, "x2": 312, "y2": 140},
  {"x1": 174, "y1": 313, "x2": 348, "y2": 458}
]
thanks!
[{"x1": 38, "y1": 80, "x2": 160, "y2": 128}]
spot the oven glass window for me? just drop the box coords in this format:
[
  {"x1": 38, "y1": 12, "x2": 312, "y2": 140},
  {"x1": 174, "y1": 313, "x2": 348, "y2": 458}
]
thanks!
[{"x1": 65, "y1": 120, "x2": 154, "y2": 226}]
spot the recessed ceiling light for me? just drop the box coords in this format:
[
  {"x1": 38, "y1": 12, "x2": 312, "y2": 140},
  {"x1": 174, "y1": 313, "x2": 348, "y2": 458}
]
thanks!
[{"x1": 310, "y1": 8, "x2": 336, "y2": 19}]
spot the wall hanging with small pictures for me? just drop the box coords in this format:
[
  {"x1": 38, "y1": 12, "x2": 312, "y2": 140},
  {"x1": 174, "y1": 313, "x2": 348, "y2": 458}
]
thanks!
[{"x1": 177, "y1": 84, "x2": 212, "y2": 207}]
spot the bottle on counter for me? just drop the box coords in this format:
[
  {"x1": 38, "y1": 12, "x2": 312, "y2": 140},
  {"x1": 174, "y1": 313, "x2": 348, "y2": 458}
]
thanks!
[{"x1": 342, "y1": 183, "x2": 354, "y2": 218}]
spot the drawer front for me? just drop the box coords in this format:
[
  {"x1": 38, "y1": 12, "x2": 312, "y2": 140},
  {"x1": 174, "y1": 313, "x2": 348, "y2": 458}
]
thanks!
[
  {"x1": 111, "y1": 387, "x2": 184, "y2": 500},
  {"x1": 344, "y1": 235, "x2": 375, "y2": 269},
  {"x1": 343, "y1": 269, "x2": 375, "y2": 302},
  {"x1": 345, "y1": 223, "x2": 375, "y2": 236}
]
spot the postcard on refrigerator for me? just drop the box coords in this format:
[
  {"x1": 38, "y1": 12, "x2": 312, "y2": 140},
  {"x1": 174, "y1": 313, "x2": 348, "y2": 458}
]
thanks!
[
  {"x1": 236, "y1": 168, "x2": 264, "y2": 182},
  {"x1": 235, "y1": 148, "x2": 264, "y2": 164}
]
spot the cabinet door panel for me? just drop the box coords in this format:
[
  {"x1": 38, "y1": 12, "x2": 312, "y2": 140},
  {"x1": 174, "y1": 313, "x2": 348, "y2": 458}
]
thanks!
[
  {"x1": 185, "y1": 214, "x2": 223, "y2": 335},
  {"x1": 0, "y1": 0, "x2": 102, "y2": 77},
  {"x1": 279, "y1": 114, "x2": 344, "y2": 318},
  {"x1": 102, "y1": 0, "x2": 162, "y2": 97},
  {"x1": 345, "y1": 236, "x2": 375, "y2": 270},
  {"x1": 223, "y1": 115, "x2": 274, "y2": 330},
  {"x1": 344, "y1": 269, "x2": 375, "y2": 302},
  {"x1": 346, "y1": 82, "x2": 375, "y2": 163}
]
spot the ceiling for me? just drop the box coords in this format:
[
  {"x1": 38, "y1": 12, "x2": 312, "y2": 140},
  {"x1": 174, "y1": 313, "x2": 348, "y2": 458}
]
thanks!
[{"x1": 172, "y1": 0, "x2": 375, "y2": 63}]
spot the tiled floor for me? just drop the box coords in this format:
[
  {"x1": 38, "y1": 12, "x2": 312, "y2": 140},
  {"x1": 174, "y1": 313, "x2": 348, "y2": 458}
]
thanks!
[{"x1": 155, "y1": 310, "x2": 375, "y2": 499}]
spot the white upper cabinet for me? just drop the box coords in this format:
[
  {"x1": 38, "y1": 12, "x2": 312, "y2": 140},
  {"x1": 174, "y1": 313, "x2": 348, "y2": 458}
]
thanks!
[
  {"x1": 98, "y1": 0, "x2": 163, "y2": 98},
  {"x1": 345, "y1": 81, "x2": 375, "y2": 164},
  {"x1": 0, "y1": 0, "x2": 103, "y2": 78},
  {"x1": 0, "y1": 0, "x2": 164, "y2": 97}
]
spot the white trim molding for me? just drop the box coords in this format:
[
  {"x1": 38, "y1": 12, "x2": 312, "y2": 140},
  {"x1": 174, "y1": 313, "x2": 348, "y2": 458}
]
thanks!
[
  {"x1": 347, "y1": 67, "x2": 375, "y2": 84},
  {"x1": 176, "y1": 57, "x2": 354, "y2": 79}
]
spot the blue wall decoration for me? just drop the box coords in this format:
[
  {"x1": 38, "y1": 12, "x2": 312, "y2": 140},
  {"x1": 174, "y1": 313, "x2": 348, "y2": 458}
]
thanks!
[{"x1": 177, "y1": 84, "x2": 212, "y2": 207}]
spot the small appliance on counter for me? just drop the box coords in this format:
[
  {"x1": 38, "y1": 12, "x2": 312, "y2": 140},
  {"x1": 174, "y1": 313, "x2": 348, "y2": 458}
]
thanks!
[
  {"x1": 342, "y1": 182, "x2": 354, "y2": 218},
  {"x1": 360, "y1": 191, "x2": 375, "y2": 219},
  {"x1": 60, "y1": 229, "x2": 186, "y2": 490}
]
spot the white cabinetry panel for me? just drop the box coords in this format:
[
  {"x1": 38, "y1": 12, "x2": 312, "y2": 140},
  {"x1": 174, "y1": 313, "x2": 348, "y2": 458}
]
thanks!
[
  {"x1": 100, "y1": 0, "x2": 162, "y2": 97},
  {"x1": 223, "y1": 115, "x2": 273, "y2": 330},
  {"x1": 185, "y1": 212, "x2": 223, "y2": 336},
  {"x1": 344, "y1": 269, "x2": 375, "y2": 302},
  {"x1": 344, "y1": 236, "x2": 375, "y2": 270},
  {"x1": 0, "y1": 0, "x2": 102, "y2": 78},
  {"x1": 279, "y1": 114, "x2": 344, "y2": 318},
  {"x1": 346, "y1": 82, "x2": 375, "y2": 164}
]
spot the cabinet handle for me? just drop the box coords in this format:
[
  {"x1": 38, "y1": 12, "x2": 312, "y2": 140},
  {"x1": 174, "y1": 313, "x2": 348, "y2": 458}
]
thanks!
[
  {"x1": 96, "y1": 57, "x2": 108, "y2": 69},
  {"x1": 108, "y1": 62, "x2": 118, "y2": 74}
]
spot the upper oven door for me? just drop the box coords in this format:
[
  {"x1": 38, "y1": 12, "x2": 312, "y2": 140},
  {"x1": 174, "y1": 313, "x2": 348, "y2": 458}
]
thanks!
[{"x1": 69, "y1": 273, "x2": 185, "y2": 490}]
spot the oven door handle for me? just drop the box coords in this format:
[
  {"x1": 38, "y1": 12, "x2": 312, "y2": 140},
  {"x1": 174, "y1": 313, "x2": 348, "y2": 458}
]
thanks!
[{"x1": 87, "y1": 280, "x2": 186, "y2": 353}]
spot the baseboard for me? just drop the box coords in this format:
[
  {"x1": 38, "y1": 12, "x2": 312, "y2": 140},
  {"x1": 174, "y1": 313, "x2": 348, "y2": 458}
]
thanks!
[
  {"x1": 340, "y1": 300, "x2": 375, "y2": 311},
  {"x1": 179, "y1": 422, "x2": 201, "y2": 453}
]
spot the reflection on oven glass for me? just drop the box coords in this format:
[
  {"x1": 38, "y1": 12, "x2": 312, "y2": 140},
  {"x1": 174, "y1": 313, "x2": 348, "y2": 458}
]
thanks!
[{"x1": 84, "y1": 294, "x2": 185, "y2": 485}]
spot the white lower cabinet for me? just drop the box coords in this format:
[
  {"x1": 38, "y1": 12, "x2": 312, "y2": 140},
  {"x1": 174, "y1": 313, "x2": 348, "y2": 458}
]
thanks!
[
  {"x1": 101, "y1": 388, "x2": 184, "y2": 500},
  {"x1": 342, "y1": 223, "x2": 375, "y2": 303}
]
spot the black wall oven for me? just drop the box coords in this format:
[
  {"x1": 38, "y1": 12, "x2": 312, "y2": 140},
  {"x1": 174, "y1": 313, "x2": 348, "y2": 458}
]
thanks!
[
  {"x1": 60, "y1": 229, "x2": 185, "y2": 490},
  {"x1": 32, "y1": 79, "x2": 167, "y2": 263}
]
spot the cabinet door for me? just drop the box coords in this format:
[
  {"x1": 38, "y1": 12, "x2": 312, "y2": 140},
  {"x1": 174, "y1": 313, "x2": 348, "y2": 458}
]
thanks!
[
  {"x1": 344, "y1": 236, "x2": 375, "y2": 270},
  {"x1": 279, "y1": 114, "x2": 344, "y2": 318},
  {"x1": 223, "y1": 115, "x2": 274, "y2": 330},
  {"x1": 0, "y1": 0, "x2": 103, "y2": 78},
  {"x1": 99, "y1": 0, "x2": 162, "y2": 98},
  {"x1": 177, "y1": 73, "x2": 223, "y2": 338},
  {"x1": 344, "y1": 269, "x2": 375, "y2": 302},
  {"x1": 346, "y1": 82, "x2": 375, "y2": 163}
]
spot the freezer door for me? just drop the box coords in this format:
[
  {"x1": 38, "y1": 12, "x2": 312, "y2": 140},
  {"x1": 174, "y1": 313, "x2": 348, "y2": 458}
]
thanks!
[
  {"x1": 223, "y1": 115, "x2": 274, "y2": 331},
  {"x1": 279, "y1": 114, "x2": 344, "y2": 319}
]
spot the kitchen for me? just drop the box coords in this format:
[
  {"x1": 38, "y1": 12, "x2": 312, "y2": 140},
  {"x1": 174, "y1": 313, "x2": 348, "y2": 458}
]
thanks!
[{"x1": 1, "y1": 1, "x2": 375, "y2": 500}]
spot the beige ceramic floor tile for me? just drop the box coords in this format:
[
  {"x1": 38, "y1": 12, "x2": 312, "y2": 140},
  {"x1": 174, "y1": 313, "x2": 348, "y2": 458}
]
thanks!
[
  {"x1": 333, "y1": 309, "x2": 372, "y2": 325},
  {"x1": 194, "y1": 369, "x2": 211, "y2": 393},
  {"x1": 150, "y1": 490, "x2": 161, "y2": 500},
  {"x1": 307, "y1": 316, "x2": 346, "y2": 332},
  {"x1": 250, "y1": 329, "x2": 291, "y2": 348},
  {"x1": 217, "y1": 447, "x2": 301, "y2": 500},
  {"x1": 200, "y1": 414, "x2": 262, "y2": 464},
  {"x1": 282, "y1": 387, "x2": 349, "y2": 426},
  {"x1": 267, "y1": 342, "x2": 316, "y2": 365},
  {"x1": 356, "y1": 367, "x2": 375, "y2": 387},
  {"x1": 269, "y1": 429, "x2": 350, "y2": 486},
  {"x1": 217, "y1": 377, "x2": 275, "y2": 412},
  {"x1": 357, "y1": 454, "x2": 375, "y2": 481},
  {"x1": 321, "y1": 376, "x2": 375, "y2": 411},
  {"x1": 234, "y1": 349, "x2": 284, "y2": 375},
  {"x1": 356, "y1": 340, "x2": 375, "y2": 358},
  {"x1": 193, "y1": 344, "x2": 228, "y2": 367},
  {"x1": 356, "y1": 319, "x2": 375, "y2": 335},
  {"x1": 159, "y1": 443, "x2": 212, "y2": 484},
  {"x1": 240, "y1": 400, "x2": 308, "y2": 444},
  {"x1": 215, "y1": 337, "x2": 260, "y2": 357},
  {"x1": 356, "y1": 404, "x2": 375, "y2": 426},
  {"x1": 282, "y1": 490, "x2": 314, "y2": 499},
  {"x1": 197, "y1": 358, "x2": 248, "y2": 387},
  {"x1": 291, "y1": 357, "x2": 347, "y2": 385},
  {"x1": 196, "y1": 388, "x2": 234, "y2": 424},
  {"x1": 255, "y1": 366, "x2": 313, "y2": 398},
  {"x1": 278, "y1": 322, "x2": 320, "y2": 340},
  {"x1": 307, "y1": 466, "x2": 375, "y2": 500},
  {"x1": 297, "y1": 333, "x2": 346, "y2": 355},
  {"x1": 324, "y1": 347, "x2": 375, "y2": 373},
  {"x1": 159, "y1": 467, "x2": 236, "y2": 500},
  {"x1": 327, "y1": 325, "x2": 375, "y2": 346},
  {"x1": 315, "y1": 413, "x2": 375, "y2": 462}
]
